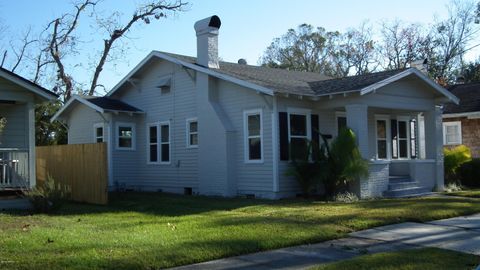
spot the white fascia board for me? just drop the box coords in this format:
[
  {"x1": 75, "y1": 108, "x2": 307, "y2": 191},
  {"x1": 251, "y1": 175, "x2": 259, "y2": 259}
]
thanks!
[
  {"x1": 0, "y1": 69, "x2": 57, "y2": 101},
  {"x1": 443, "y1": 111, "x2": 480, "y2": 119},
  {"x1": 51, "y1": 95, "x2": 105, "y2": 122},
  {"x1": 359, "y1": 68, "x2": 460, "y2": 105},
  {"x1": 106, "y1": 51, "x2": 275, "y2": 97}
]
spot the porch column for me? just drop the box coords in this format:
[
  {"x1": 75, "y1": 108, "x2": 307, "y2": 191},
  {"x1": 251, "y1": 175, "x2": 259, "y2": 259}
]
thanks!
[
  {"x1": 424, "y1": 106, "x2": 444, "y2": 191},
  {"x1": 28, "y1": 101, "x2": 36, "y2": 188},
  {"x1": 345, "y1": 104, "x2": 369, "y2": 158}
]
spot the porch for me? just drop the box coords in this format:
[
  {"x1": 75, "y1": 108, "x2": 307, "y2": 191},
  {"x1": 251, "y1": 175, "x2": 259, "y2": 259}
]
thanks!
[
  {"x1": 336, "y1": 104, "x2": 443, "y2": 198},
  {"x1": 0, "y1": 149, "x2": 30, "y2": 189}
]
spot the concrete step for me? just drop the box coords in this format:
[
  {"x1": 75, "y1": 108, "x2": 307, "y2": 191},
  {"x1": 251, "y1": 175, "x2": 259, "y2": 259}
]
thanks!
[
  {"x1": 0, "y1": 198, "x2": 31, "y2": 210},
  {"x1": 388, "y1": 181, "x2": 420, "y2": 190},
  {"x1": 388, "y1": 175, "x2": 412, "y2": 184},
  {"x1": 383, "y1": 187, "x2": 432, "y2": 198}
]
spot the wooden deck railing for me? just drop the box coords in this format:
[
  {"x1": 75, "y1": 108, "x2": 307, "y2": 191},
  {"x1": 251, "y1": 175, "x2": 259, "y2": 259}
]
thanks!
[{"x1": 0, "y1": 149, "x2": 29, "y2": 188}]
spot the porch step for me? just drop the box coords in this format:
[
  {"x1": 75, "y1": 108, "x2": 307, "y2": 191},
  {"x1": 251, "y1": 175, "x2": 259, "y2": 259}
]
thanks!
[
  {"x1": 0, "y1": 198, "x2": 31, "y2": 210},
  {"x1": 383, "y1": 175, "x2": 432, "y2": 198}
]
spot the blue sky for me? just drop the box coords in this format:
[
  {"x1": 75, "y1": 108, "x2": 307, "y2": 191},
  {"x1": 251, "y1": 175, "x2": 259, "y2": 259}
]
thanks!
[{"x1": 0, "y1": 0, "x2": 470, "y2": 93}]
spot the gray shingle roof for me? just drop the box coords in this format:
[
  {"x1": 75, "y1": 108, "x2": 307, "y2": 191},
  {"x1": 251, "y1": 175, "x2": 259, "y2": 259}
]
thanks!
[
  {"x1": 84, "y1": 96, "x2": 142, "y2": 112},
  {"x1": 160, "y1": 52, "x2": 408, "y2": 96},
  {"x1": 444, "y1": 82, "x2": 480, "y2": 114}
]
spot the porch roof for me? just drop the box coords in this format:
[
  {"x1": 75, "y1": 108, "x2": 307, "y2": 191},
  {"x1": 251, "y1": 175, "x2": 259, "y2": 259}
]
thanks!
[
  {"x1": 0, "y1": 67, "x2": 58, "y2": 101},
  {"x1": 51, "y1": 95, "x2": 143, "y2": 122}
]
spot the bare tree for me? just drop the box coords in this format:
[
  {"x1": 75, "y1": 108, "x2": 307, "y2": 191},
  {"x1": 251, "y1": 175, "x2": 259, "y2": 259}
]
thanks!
[
  {"x1": 429, "y1": 0, "x2": 480, "y2": 82},
  {"x1": 378, "y1": 20, "x2": 429, "y2": 70}
]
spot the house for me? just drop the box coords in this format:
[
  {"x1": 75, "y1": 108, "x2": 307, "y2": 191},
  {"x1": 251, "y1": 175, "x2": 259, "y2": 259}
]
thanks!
[
  {"x1": 0, "y1": 67, "x2": 58, "y2": 190},
  {"x1": 443, "y1": 82, "x2": 480, "y2": 157},
  {"x1": 52, "y1": 16, "x2": 458, "y2": 199}
]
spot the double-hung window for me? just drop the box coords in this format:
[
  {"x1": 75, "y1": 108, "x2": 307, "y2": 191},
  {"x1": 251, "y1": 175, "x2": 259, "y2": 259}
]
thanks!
[
  {"x1": 117, "y1": 123, "x2": 135, "y2": 150},
  {"x1": 186, "y1": 118, "x2": 198, "y2": 148},
  {"x1": 289, "y1": 112, "x2": 310, "y2": 160},
  {"x1": 147, "y1": 122, "x2": 170, "y2": 164},
  {"x1": 244, "y1": 109, "x2": 263, "y2": 162},
  {"x1": 148, "y1": 125, "x2": 158, "y2": 163},
  {"x1": 93, "y1": 123, "x2": 104, "y2": 143},
  {"x1": 160, "y1": 122, "x2": 170, "y2": 163},
  {"x1": 443, "y1": 121, "x2": 462, "y2": 145},
  {"x1": 376, "y1": 118, "x2": 388, "y2": 159}
]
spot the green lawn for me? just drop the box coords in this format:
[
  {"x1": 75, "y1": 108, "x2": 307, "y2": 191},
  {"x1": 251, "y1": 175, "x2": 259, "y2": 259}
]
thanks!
[
  {"x1": 446, "y1": 189, "x2": 480, "y2": 198},
  {"x1": 312, "y1": 248, "x2": 480, "y2": 270},
  {"x1": 1, "y1": 193, "x2": 480, "y2": 269}
]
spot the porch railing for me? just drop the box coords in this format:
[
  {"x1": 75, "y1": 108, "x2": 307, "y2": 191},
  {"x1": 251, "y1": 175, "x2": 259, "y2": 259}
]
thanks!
[{"x1": 0, "y1": 149, "x2": 29, "y2": 188}]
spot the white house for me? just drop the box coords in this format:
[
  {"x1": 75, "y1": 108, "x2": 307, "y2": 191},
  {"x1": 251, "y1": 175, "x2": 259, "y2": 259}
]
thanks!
[
  {"x1": 52, "y1": 16, "x2": 459, "y2": 199},
  {"x1": 0, "y1": 67, "x2": 58, "y2": 190}
]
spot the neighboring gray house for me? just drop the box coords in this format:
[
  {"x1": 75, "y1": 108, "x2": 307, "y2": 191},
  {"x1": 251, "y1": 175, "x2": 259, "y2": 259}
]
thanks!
[
  {"x1": 52, "y1": 16, "x2": 458, "y2": 199},
  {"x1": 0, "y1": 67, "x2": 58, "y2": 190}
]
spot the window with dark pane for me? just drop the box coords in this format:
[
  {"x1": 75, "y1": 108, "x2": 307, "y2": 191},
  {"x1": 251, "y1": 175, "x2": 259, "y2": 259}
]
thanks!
[
  {"x1": 95, "y1": 126, "x2": 104, "y2": 143},
  {"x1": 118, "y1": 126, "x2": 133, "y2": 148},
  {"x1": 398, "y1": 120, "x2": 408, "y2": 158},
  {"x1": 337, "y1": 116, "x2": 347, "y2": 133},
  {"x1": 188, "y1": 120, "x2": 198, "y2": 147},
  {"x1": 289, "y1": 114, "x2": 308, "y2": 160},
  {"x1": 376, "y1": 120, "x2": 387, "y2": 159},
  {"x1": 246, "y1": 112, "x2": 262, "y2": 161},
  {"x1": 148, "y1": 125, "x2": 158, "y2": 162},
  {"x1": 160, "y1": 124, "x2": 170, "y2": 162}
]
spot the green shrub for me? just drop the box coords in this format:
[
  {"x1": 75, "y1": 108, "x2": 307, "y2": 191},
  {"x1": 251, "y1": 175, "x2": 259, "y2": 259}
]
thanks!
[
  {"x1": 286, "y1": 140, "x2": 320, "y2": 197},
  {"x1": 444, "y1": 145, "x2": 471, "y2": 184},
  {"x1": 458, "y1": 158, "x2": 480, "y2": 188},
  {"x1": 286, "y1": 128, "x2": 369, "y2": 198},
  {"x1": 24, "y1": 175, "x2": 70, "y2": 213}
]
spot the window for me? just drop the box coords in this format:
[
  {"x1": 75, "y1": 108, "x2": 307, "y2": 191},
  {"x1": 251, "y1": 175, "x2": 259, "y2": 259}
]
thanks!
[
  {"x1": 376, "y1": 119, "x2": 388, "y2": 159},
  {"x1": 397, "y1": 120, "x2": 409, "y2": 158},
  {"x1": 116, "y1": 123, "x2": 135, "y2": 150},
  {"x1": 148, "y1": 125, "x2": 158, "y2": 162},
  {"x1": 335, "y1": 112, "x2": 347, "y2": 136},
  {"x1": 244, "y1": 109, "x2": 263, "y2": 162},
  {"x1": 410, "y1": 119, "x2": 417, "y2": 159},
  {"x1": 146, "y1": 122, "x2": 170, "y2": 163},
  {"x1": 443, "y1": 121, "x2": 462, "y2": 145},
  {"x1": 93, "y1": 123, "x2": 104, "y2": 143},
  {"x1": 289, "y1": 112, "x2": 309, "y2": 160},
  {"x1": 160, "y1": 122, "x2": 170, "y2": 163},
  {"x1": 186, "y1": 118, "x2": 198, "y2": 148}
]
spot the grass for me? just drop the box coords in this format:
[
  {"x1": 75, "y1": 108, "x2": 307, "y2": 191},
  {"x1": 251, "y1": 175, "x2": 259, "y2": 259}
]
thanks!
[
  {"x1": 446, "y1": 189, "x2": 480, "y2": 198},
  {"x1": 311, "y1": 248, "x2": 480, "y2": 270},
  {"x1": 1, "y1": 193, "x2": 480, "y2": 269}
]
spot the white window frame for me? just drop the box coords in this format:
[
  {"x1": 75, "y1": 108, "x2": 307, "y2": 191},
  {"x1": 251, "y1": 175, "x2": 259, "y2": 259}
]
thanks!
[
  {"x1": 243, "y1": 109, "x2": 263, "y2": 163},
  {"x1": 443, "y1": 121, "x2": 462, "y2": 145},
  {"x1": 335, "y1": 111, "x2": 347, "y2": 136},
  {"x1": 395, "y1": 116, "x2": 411, "y2": 160},
  {"x1": 93, "y1": 122, "x2": 105, "y2": 143},
  {"x1": 375, "y1": 115, "x2": 391, "y2": 160},
  {"x1": 116, "y1": 122, "x2": 136, "y2": 150},
  {"x1": 159, "y1": 121, "x2": 171, "y2": 164},
  {"x1": 186, "y1": 117, "x2": 198, "y2": 149},
  {"x1": 146, "y1": 123, "x2": 159, "y2": 164}
]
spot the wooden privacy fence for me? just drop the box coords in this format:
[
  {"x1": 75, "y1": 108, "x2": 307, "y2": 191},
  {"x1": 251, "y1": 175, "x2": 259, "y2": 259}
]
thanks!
[{"x1": 36, "y1": 143, "x2": 108, "y2": 205}]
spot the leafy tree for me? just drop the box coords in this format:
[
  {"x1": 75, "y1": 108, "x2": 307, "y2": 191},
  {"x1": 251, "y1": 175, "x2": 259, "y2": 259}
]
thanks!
[
  {"x1": 35, "y1": 102, "x2": 67, "y2": 146},
  {"x1": 260, "y1": 24, "x2": 340, "y2": 75},
  {"x1": 461, "y1": 59, "x2": 480, "y2": 82}
]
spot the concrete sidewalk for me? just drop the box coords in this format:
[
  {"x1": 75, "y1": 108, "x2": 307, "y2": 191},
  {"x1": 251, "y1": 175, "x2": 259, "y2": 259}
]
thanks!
[{"x1": 171, "y1": 213, "x2": 480, "y2": 270}]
